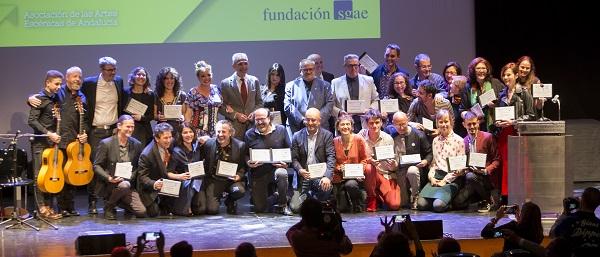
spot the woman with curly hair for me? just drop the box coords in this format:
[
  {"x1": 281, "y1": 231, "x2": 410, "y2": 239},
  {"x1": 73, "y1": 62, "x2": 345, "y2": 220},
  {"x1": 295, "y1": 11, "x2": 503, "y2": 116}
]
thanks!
[
  {"x1": 184, "y1": 61, "x2": 222, "y2": 145},
  {"x1": 155, "y1": 66, "x2": 187, "y2": 139}
]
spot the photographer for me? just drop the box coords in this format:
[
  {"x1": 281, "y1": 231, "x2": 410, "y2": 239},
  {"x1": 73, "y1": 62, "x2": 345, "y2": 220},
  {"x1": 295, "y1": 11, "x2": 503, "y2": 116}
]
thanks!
[
  {"x1": 550, "y1": 187, "x2": 600, "y2": 256},
  {"x1": 286, "y1": 198, "x2": 352, "y2": 257},
  {"x1": 481, "y1": 202, "x2": 543, "y2": 252}
]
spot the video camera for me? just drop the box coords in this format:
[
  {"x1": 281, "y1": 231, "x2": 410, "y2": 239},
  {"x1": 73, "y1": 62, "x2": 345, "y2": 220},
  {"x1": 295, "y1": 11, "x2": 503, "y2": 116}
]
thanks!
[
  {"x1": 564, "y1": 197, "x2": 580, "y2": 214},
  {"x1": 318, "y1": 200, "x2": 343, "y2": 241}
]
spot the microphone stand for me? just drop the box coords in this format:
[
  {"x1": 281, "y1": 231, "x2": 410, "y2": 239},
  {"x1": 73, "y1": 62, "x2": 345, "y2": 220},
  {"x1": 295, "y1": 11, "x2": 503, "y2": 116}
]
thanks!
[{"x1": 554, "y1": 98, "x2": 561, "y2": 121}]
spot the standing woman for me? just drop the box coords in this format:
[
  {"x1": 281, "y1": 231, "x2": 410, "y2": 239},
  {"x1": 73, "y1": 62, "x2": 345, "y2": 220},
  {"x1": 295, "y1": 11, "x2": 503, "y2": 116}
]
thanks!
[
  {"x1": 417, "y1": 109, "x2": 465, "y2": 212},
  {"x1": 516, "y1": 56, "x2": 546, "y2": 119},
  {"x1": 155, "y1": 67, "x2": 187, "y2": 139},
  {"x1": 184, "y1": 61, "x2": 222, "y2": 145},
  {"x1": 166, "y1": 123, "x2": 205, "y2": 216},
  {"x1": 493, "y1": 63, "x2": 535, "y2": 198},
  {"x1": 260, "y1": 63, "x2": 287, "y2": 126},
  {"x1": 460, "y1": 57, "x2": 504, "y2": 132},
  {"x1": 124, "y1": 67, "x2": 155, "y2": 145},
  {"x1": 333, "y1": 112, "x2": 371, "y2": 213},
  {"x1": 386, "y1": 72, "x2": 413, "y2": 123}
]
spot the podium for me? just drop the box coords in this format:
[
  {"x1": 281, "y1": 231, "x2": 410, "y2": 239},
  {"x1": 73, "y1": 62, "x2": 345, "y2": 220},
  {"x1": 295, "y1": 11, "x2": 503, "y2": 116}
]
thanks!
[{"x1": 508, "y1": 121, "x2": 571, "y2": 213}]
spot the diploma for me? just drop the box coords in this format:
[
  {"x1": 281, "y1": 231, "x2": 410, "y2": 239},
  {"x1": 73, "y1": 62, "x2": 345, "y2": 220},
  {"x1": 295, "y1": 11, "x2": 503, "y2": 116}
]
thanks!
[
  {"x1": 374, "y1": 145, "x2": 395, "y2": 160},
  {"x1": 470, "y1": 103, "x2": 484, "y2": 118},
  {"x1": 271, "y1": 111, "x2": 283, "y2": 126},
  {"x1": 422, "y1": 117, "x2": 434, "y2": 131},
  {"x1": 187, "y1": 161, "x2": 205, "y2": 178},
  {"x1": 532, "y1": 83, "x2": 552, "y2": 98},
  {"x1": 378, "y1": 99, "x2": 399, "y2": 113},
  {"x1": 216, "y1": 160, "x2": 238, "y2": 178},
  {"x1": 163, "y1": 105, "x2": 182, "y2": 120},
  {"x1": 343, "y1": 163, "x2": 365, "y2": 179},
  {"x1": 271, "y1": 148, "x2": 292, "y2": 163},
  {"x1": 447, "y1": 155, "x2": 467, "y2": 171},
  {"x1": 308, "y1": 163, "x2": 327, "y2": 179},
  {"x1": 400, "y1": 154, "x2": 421, "y2": 165},
  {"x1": 479, "y1": 89, "x2": 497, "y2": 106},
  {"x1": 114, "y1": 162, "x2": 133, "y2": 179},
  {"x1": 125, "y1": 98, "x2": 148, "y2": 116},
  {"x1": 468, "y1": 152, "x2": 487, "y2": 168},
  {"x1": 159, "y1": 179, "x2": 181, "y2": 197},
  {"x1": 358, "y1": 52, "x2": 379, "y2": 74},
  {"x1": 495, "y1": 106, "x2": 515, "y2": 121},
  {"x1": 249, "y1": 148, "x2": 272, "y2": 163},
  {"x1": 345, "y1": 100, "x2": 368, "y2": 114}
]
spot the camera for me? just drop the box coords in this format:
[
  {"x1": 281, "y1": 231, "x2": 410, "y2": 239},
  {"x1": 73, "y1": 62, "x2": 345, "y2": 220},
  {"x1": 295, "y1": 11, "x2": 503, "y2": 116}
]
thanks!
[
  {"x1": 318, "y1": 200, "x2": 342, "y2": 240},
  {"x1": 143, "y1": 232, "x2": 160, "y2": 241},
  {"x1": 504, "y1": 205, "x2": 518, "y2": 214},
  {"x1": 564, "y1": 197, "x2": 579, "y2": 213},
  {"x1": 493, "y1": 231, "x2": 503, "y2": 238},
  {"x1": 393, "y1": 214, "x2": 410, "y2": 223}
]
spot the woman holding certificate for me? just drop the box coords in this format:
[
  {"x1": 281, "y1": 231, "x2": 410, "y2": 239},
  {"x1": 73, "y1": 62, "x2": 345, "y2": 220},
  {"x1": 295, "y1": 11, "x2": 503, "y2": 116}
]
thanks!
[
  {"x1": 155, "y1": 67, "x2": 187, "y2": 139},
  {"x1": 417, "y1": 109, "x2": 466, "y2": 212},
  {"x1": 386, "y1": 72, "x2": 413, "y2": 123},
  {"x1": 124, "y1": 67, "x2": 155, "y2": 145},
  {"x1": 260, "y1": 63, "x2": 287, "y2": 127},
  {"x1": 333, "y1": 112, "x2": 371, "y2": 213},
  {"x1": 185, "y1": 61, "x2": 222, "y2": 144},
  {"x1": 493, "y1": 62, "x2": 535, "y2": 198}
]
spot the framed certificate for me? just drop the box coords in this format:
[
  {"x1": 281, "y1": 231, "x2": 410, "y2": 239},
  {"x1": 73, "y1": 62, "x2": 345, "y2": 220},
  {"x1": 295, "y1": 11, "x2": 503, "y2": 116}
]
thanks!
[
  {"x1": 163, "y1": 105, "x2": 182, "y2": 120},
  {"x1": 532, "y1": 83, "x2": 552, "y2": 98},
  {"x1": 495, "y1": 106, "x2": 515, "y2": 121},
  {"x1": 216, "y1": 160, "x2": 238, "y2": 178},
  {"x1": 374, "y1": 145, "x2": 395, "y2": 160},
  {"x1": 249, "y1": 149, "x2": 272, "y2": 163},
  {"x1": 271, "y1": 111, "x2": 283, "y2": 126},
  {"x1": 114, "y1": 162, "x2": 133, "y2": 179},
  {"x1": 345, "y1": 99, "x2": 368, "y2": 114},
  {"x1": 271, "y1": 148, "x2": 292, "y2": 163},
  {"x1": 159, "y1": 179, "x2": 181, "y2": 197},
  {"x1": 358, "y1": 52, "x2": 378, "y2": 74},
  {"x1": 468, "y1": 153, "x2": 487, "y2": 168},
  {"x1": 378, "y1": 99, "x2": 399, "y2": 113},
  {"x1": 479, "y1": 90, "x2": 497, "y2": 106},
  {"x1": 187, "y1": 161, "x2": 205, "y2": 178},
  {"x1": 125, "y1": 98, "x2": 148, "y2": 116},
  {"x1": 343, "y1": 163, "x2": 365, "y2": 179},
  {"x1": 308, "y1": 163, "x2": 327, "y2": 179},
  {"x1": 447, "y1": 155, "x2": 467, "y2": 171},
  {"x1": 400, "y1": 154, "x2": 421, "y2": 165},
  {"x1": 422, "y1": 117, "x2": 434, "y2": 131}
]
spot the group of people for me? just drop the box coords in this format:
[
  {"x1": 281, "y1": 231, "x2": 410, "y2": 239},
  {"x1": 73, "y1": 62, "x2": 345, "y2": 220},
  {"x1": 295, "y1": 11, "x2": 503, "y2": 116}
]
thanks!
[{"x1": 27, "y1": 43, "x2": 550, "y2": 221}]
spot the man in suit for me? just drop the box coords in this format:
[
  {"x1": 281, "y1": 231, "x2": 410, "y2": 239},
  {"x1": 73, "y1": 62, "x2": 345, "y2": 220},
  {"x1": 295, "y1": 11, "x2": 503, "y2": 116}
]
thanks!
[
  {"x1": 332, "y1": 54, "x2": 379, "y2": 132},
  {"x1": 219, "y1": 53, "x2": 263, "y2": 139},
  {"x1": 387, "y1": 111, "x2": 432, "y2": 209},
  {"x1": 136, "y1": 122, "x2": 173, "y2": 217},
  {"x1": 307, "y1": 53, "x2": 334, "y2": 83},
  {"x1": 94, "y1": 115, "x2": 146, "y2": 220},
  {"x1": 289, "y1": 108, "x2": 335, "y2": 213},
  {"x1": 284, "y1": 59, "x2": 334, "y2": 135},
  {"x1": 452, "y1": 111, "x2": 501, "y2": 212},
  {"x1": 202, "y1": 120, "x2": 247, "y2": 215}
]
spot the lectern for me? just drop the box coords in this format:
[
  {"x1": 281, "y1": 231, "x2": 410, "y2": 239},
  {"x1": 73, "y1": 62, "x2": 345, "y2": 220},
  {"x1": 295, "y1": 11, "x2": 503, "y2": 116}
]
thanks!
[{"x1": 508, "y1": 121, "x2": 570, "y2": 213}]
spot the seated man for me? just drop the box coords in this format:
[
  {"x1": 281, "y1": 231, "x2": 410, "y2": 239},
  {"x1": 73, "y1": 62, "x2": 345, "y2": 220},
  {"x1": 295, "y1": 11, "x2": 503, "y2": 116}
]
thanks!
[
  {"x1": 94, "y1": 115, "x2": 146, "y2": 219},
  {"x1": 137, "y1": 122, "x2": 174, "y2": 217},
  {"x1": 452, "y1": 111, "x2": 501, "y2": 212},
  {"x1": 289, "y1": 108, "x2": 334, "y2": 213},
  {"x1": 202, "y1": 120, "x2": 247, "y2": 215},
  {"x1": 245, "y1": 108, "x2": 292, "y2": 215}
]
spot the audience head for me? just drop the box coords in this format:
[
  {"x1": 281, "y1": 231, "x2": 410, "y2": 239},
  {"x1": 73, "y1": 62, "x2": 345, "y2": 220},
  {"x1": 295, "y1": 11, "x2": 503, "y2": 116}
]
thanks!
[
  {"x1": 518, "y1": 201, "x2": 544, "y2": 243},
  {"x1": 128, "y1": 67, "x2": 151, "y2": 91},
  {"x1": 117, "y1": 115, "x2": 135, "y2": 138},
  {"x1": 299, "y1": 197, "x2": 323, "y2": 228},
  {"x1": 299, "y1": 59, "x2": 316, "y2": 82},
  {"x1": 170, "y1": 240, "x2": 193, "y2": 257},
  {"x1": 372, "y1": 231, "x2": 412, "y2": 257},
  {"x1": 235, "y1": 242, "x2": 257, "y2": 257},
  {"x1": 110, "y1": 246, "x2": 131, "y2": 257},
  {"x1": 153, "y1": 122, "x2": 173, "y2": 149},
  {"x1": 437, "y1": 237, "x2": 461, "y2": 255},
  {"x1": 467, "y1": 57, "x2": 492, "y2": 85},
  {"x1": 443, "y1": 61, "x2": 463, "y2": 84},
  {"x1": 581, "y1": 187, "x2": 600, "y2": 212},
  {"x1": 414, "y1": 53, "x2": 433, "y2": 79},
  {"x1": 99, "y1": 56, "x2": 117, "y2": 81},
  {"x1": 232, "y1": 53, "x2": 249, "y2": 76},
  {"x1": 215, "y1": 120, "x2": 234, "y2": 147},
  {"x1": 44, "y1": 70, "x2": 63, "y2": 93},
  {"x1": 266, "y1": 62, "x2": 285, "y2": 88},
  {"x1": 194, "y1": 60, "x2": 213, "y2": 86},
  {"x1": 388, "y1": 72, "x2": 412, "y2": 98},
  {"x1": 335, "y1": 111, "x2": 354, "y2": 135},
  {"x1": 65, "y1": 66, "x2": 83, "y2": 91},
  {"x1": 343, "y1": 54, "x2": 360, "y2": 79},
  {"x1": 156, "y1": 66, "x2": 182, "y2": 97},
  {"x1": 304, "y1": 108, "x2": 321, "y2": 135}
]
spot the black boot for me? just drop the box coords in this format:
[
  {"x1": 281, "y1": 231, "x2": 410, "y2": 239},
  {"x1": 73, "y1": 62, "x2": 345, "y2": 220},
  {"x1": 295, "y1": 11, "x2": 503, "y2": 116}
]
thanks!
[
  {"x1": 225, "y1": 200, "x2": 237, "y2": 215},
  {"x1": 104, "y1": 207, "x2": 116, "y2": 220},
  {"x1": 88, "y1": 201, "x2": 98, "y2": 215}
]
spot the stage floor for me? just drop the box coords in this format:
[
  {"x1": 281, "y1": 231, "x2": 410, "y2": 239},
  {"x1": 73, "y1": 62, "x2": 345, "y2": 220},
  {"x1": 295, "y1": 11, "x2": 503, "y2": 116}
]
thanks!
[{"x1": 1, "y1": 191, "x2": 567, "y2": 257}]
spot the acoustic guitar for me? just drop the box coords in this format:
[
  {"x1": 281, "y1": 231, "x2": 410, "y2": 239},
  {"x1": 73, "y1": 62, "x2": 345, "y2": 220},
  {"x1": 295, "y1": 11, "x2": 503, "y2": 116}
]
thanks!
[
  {"x1": 64, "y1": 97, "x2": 94, "y2": 186},
  {"x1": 37, "y1": 103, "x2": 65, "y2": 193}
]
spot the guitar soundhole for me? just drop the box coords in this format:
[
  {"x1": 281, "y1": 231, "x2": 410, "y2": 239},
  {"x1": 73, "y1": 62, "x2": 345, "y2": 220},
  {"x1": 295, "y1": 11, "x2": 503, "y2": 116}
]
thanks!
[{"x1": 50, "y1": 178, "x2": 61, "y2": 182}]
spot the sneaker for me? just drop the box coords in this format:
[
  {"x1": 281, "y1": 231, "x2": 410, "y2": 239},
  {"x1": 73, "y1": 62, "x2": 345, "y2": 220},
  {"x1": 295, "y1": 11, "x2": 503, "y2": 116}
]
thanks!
[
  {"x1": 280, "y1": 205, "x2": 293, "y2": 216},
  {"x1": 477, "y1": 200, "x2": 492, "y2": 213}
]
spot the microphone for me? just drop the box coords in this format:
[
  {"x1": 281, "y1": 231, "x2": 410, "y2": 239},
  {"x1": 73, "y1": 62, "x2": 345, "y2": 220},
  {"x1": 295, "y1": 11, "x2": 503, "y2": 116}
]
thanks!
[{"x1": 551, "y1": 95, "x2": 560, "y2": 103}]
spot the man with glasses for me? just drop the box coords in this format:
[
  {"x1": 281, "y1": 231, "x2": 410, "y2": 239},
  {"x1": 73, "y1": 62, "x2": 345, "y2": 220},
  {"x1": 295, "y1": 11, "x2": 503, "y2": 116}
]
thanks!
[
  {"x1": 332, "y1": 54, "x2": 379, "y2": 133},
  {"x1": 284, "y1": 59, "x2": 333, "y2": 135},
  {"x1": 408, "y1": 53, "x2": 446, "y2": 97}
]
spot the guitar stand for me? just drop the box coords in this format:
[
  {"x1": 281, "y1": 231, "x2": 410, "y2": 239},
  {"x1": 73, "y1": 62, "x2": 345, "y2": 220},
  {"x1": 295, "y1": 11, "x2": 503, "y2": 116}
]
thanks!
[{"x1": 31, "y1": 210, "x2": 59, "y2": 230}]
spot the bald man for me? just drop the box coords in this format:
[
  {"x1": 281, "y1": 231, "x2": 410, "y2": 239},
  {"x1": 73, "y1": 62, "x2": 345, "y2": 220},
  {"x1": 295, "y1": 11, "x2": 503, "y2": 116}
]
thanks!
[{"x1": 289, "y1": 108, "x2": 335, "y2": 213}]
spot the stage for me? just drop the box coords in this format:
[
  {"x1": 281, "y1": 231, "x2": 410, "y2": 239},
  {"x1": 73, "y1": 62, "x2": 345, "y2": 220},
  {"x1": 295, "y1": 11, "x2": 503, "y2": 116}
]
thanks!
[{"x1": 0, "y1": 191, "x2": 570, "y2": 257}]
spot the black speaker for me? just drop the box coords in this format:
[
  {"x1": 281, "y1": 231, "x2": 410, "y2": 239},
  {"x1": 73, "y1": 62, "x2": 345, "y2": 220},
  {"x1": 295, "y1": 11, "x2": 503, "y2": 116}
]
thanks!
[
  {"x1": 75, "y1": 231, "x2": 126, "y2": 255},
  {"x1": 398, "y1": 219, "x2": 443, "y2": 240}
]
